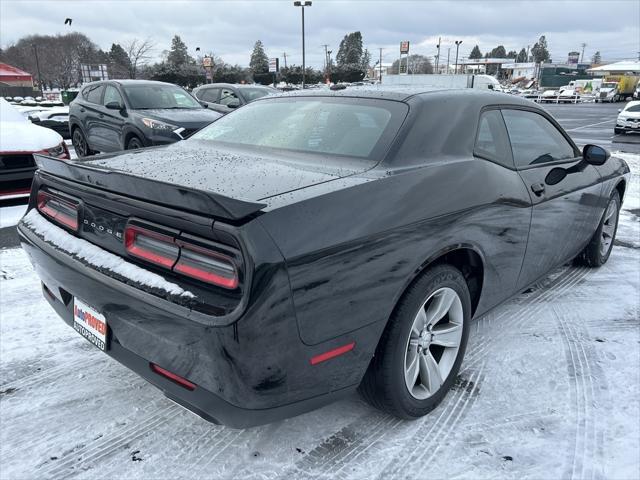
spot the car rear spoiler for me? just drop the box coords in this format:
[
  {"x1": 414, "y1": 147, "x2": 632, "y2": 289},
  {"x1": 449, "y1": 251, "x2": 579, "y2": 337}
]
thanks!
[{"x1": 33, "y1": 154, "x2": 267, "y2": 221}]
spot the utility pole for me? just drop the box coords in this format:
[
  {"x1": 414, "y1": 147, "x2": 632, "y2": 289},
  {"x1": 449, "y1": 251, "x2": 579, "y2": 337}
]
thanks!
[
  {"x1": 454, "y1": 40, "x2": 463, "y2": 74},
  {"x1": 526, "y1": 44, "x2": 530, "y2": 62},
  {"x1": 283, "y1": 52, "x2": 288, "y2": 68},
  {"x1": 446, "y1": 48, "x2": 450, "y2": 75},
  {"x1": 322, "y1": 44, "x2": 329, "y2": 71},
  {"x1": 435, "y1": 37, "x2": 441, "y2": 73},
  {"x1": 580, "y1": 42, "x2": 587, "y2": 63},
  {"x1": 379, "y1": 47, "x2": 383, "y2": 83}
]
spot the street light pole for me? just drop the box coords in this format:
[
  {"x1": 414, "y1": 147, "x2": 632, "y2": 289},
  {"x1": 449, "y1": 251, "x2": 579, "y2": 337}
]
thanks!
[
  {"x1": 454, "y1": 40, "x2": 463, "y2": 74},
  {"x1": 294, "y1": 1, "x2": 312, "y2": 89}
]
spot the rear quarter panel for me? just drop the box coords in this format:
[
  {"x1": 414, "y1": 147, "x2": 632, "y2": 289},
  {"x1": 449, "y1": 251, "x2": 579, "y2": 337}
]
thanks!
[{"x1": 259, "y1": 158, "x2": 533, "y2": 346}]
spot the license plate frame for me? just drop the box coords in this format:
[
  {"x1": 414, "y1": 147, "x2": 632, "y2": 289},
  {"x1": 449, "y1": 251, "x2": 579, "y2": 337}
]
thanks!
[{"x1": 73, "y1": 298, "x2": 108, "y2": 351}]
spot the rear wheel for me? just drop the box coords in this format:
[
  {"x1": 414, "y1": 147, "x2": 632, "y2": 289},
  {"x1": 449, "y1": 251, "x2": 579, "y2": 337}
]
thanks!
[
  {"x1": 576, "y1": 191, "x2": 621, "y2": 267},
  {"x1": 72, "y1": 128, "x2": 94, "y2": 158},
  {"x1": 359, "y1": 265, "x2": 471, "y2": 419},
  {"x1": 127, "y1": 136, "x2": 144, "y2": 150}
]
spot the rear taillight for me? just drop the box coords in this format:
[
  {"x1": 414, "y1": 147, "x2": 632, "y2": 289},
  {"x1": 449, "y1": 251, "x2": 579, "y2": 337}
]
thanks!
[
  {"x1": 124, "y1": 225, "x2": 179, "y2": 269},
  {"x1": 174, "y1": 242, "x2": 239, "y2": 289},
  {"x1": 123, "y1": 223, "x2": 240, "y2": 290},
  {"x1": 37, "y1": 190, "x2": 79, "y2": 231}
]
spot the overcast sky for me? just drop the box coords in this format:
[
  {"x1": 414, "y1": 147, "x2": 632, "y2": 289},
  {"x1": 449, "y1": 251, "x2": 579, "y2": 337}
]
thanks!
[{"x1": 1, "y1": 0, "x2": 638, "y2": 68}]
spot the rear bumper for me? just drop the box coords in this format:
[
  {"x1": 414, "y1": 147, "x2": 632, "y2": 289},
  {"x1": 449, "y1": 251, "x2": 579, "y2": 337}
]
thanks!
[{"x1": 18, "y1": 220, "x2": 375, "y2": 427}]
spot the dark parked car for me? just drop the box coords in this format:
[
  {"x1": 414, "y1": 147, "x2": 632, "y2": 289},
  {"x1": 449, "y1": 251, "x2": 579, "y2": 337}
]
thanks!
[
  {"x1": 69, "y1": 80, "x2": 222, "y2": 157},
  {"x1": 192, "y1": 83, "x2": 278, "y2": 114},
  {"x1": 29, "y1": 106, "x2": 71, "y2": 139},
  {"x1": 19, "y1": 88, "x2": 629, "y2": 428}
]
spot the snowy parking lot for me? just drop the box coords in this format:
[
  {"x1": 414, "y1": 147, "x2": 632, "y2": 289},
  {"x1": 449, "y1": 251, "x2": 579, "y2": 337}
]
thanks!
[{"x1": 1, "y1": 151, "x2": 639, "y2": 479}]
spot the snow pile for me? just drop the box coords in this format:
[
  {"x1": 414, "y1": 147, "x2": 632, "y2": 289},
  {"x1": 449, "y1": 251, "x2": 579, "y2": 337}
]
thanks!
[
  {"x1": 0, "y1": 98, "x2": 62, "y2": 152},
  {"x1": 21, "y1": 209, "x2": 195, "y2": 299},
  {"x1": 0, "y1": 205, "x2": 27, "y2": 228}
]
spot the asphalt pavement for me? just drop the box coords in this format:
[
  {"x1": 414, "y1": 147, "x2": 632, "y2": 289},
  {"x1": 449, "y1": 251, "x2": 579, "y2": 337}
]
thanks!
[{"x1": 544, "y1": 101, "x2": 640, "y2": 154}]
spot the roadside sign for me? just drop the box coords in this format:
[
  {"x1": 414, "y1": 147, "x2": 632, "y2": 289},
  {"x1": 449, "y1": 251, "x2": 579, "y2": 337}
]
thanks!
[
  {"x1": 203, "y1": 56, "x2": 213, "y2": 68},
  {"x1": 400, "y1": 41, "x2": 410, "y2": 54},
  {"x1": 269, "y1": 58, "x2": 280, "y2": 73}
]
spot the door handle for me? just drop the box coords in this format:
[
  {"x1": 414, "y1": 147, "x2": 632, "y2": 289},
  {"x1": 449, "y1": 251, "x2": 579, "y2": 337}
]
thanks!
[
  {"x1": 531, "y1": 183, "x2": 545, "y2": 196},
  {"x1": 80, "y1": 108, "x2": 85, "y2": 113},
  {"x1": 99, "y1": 113, "x2": 104, "y2": 118}
]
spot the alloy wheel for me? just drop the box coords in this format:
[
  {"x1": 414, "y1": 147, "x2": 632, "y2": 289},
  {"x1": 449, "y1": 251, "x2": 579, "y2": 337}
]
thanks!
[
  {"x1": 72, "y1": 130, "x2": 86, "y2": 157},
  {"x1": 403, "y1": 287, "x2": 464, "y2": 400},
  {"x1": 600, "y1": 198, "x2": 618, "y2": 256}
]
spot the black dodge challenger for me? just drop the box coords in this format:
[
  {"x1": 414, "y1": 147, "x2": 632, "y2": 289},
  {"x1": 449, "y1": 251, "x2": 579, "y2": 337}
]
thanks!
[{"x1": 18, "y1": 88, "x2": 629, "y2": 428}]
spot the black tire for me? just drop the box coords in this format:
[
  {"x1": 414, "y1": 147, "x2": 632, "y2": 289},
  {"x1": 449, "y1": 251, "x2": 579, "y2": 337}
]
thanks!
[
  {"x1": 575, "y1": 191, "x2": 621, "y2": 267},
  {"x1": 614, "y1": 128, "x2": 623, "y2": 135},
  {"x1": 359, "y1": 264, "x2": 471, "y2": 419},
  {"x1": 127, "y1": 136, "x2": 144, "y2": 150},
  {"x1": 71, "y1": 127, "x2": 95, "y2": 158}
]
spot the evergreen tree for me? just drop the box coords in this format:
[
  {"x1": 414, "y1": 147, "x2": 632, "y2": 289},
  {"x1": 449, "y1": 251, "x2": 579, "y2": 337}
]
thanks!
[
  {"x1": 591, "y1": 51, "x2": 601, "y2": 64},
  {"x1": 108, "y1": 43, "x2": 131, "y2": 79},
  {"x1": 507, "y1": 50, "x2": 517, "y2": 59},
  {"x1": 336, "y1": 31, "x2": 364, "y2": 67},
  {"x1": 249, "y1": 40, "x2": 269, "y2": 74},
  {"x1": 516, "y1": 48, "x2": 527, "y2": 63},
  {"x1": 468, "y1": 45, "x2": 482, "y2": 60},
  {"x1": 166, "y1": 35, "x2": 191, "y2": 68},
  {"x1": 531, "y1": 35, "x2": 550, "y2": 63},
  {"x1": 489, "y1": 45, "x2": 507, "y2": 58}
]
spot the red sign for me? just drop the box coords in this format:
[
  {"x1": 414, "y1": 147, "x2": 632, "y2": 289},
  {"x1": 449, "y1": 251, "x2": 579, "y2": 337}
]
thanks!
[{"x1": 400, "y1": 41, "x2": 410, "y2": 54}]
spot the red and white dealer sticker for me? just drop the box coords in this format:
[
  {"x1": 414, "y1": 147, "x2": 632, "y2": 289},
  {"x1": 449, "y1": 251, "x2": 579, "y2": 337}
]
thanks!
[{"x1": 73, "y1": 298, "x2": 108, "y2": 351}]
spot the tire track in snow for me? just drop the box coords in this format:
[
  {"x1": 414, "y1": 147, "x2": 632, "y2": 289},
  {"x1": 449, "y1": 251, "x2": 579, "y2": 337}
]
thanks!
[
  {"x1": 555, "y1": 304, "x2": 605, "y2": 480},
  {"x1": 374, "y1": 366, "x2": 485, "y2": 480},
  {"x1": 39, "y1": 403, "x2": 180, "y2": 479}
]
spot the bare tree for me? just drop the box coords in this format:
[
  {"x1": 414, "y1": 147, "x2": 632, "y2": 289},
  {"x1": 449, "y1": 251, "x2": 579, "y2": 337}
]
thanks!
[{"x1": 124, "y1": 38, "x2": 154, "y2": 79}]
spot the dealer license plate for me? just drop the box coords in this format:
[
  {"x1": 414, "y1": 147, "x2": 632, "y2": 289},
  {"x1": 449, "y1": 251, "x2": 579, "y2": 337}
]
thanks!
[{"x1": 73, "y1": 298, "x2": 108, "y2": 351}]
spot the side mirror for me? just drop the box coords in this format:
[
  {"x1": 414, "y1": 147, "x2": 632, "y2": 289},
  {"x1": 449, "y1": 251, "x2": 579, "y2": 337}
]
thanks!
[
  {"x1": 488, "y1": 84, "x2": 494, "y2": 90},
  {"x1": 227, "y1": 103, "x2": 240, "y2": 109},
  {"x1": 200, "y1": 102, "x2": 209, "y2": 108},
  {"x1": 583, "y1": 144, "x2": 610, "y2": 166},
  {"x1": 105, "y1": 101, "x2": 124, "y2": 110}
]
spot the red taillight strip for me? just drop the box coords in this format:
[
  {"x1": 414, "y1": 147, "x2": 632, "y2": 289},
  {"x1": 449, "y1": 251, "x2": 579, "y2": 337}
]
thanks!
[
  {"x1": 37, "y1": 190, "x2": 78, "y2": 230},
  {"x1": 124, "y1": 225, "x2": 179, "y2": 269},
  {"x1": 310, "y1": 342, "x2": 356, "y2": 365},
  {"x1": 123, "y1": 223, "x2": 240, "y2": 290},
  {"x1": 150, "y1": 363, "x2": 196, "y2": 391}
]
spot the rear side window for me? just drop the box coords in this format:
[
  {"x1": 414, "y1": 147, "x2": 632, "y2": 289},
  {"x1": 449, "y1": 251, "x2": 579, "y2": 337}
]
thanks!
[
  {"x1": 85, "y1": 84, "x2": 104, "y2": 104},
  {"x1": 502, "y1": 109, "x2": 577, "y2": 167},
  {"x1": 198, "y1": 88, "x2": 219, "y2": 103},
  {"x1": 474, "y1": 110, "x2": 513, "y2": 168}
]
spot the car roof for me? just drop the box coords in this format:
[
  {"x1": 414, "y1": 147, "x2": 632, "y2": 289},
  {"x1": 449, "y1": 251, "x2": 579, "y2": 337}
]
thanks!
[
  {"x1": 195, "y1": 83, "x2": 275, "y2": 90},
  {"x1": 270, "y1": 85, "x2": 536, "y2": 107}
]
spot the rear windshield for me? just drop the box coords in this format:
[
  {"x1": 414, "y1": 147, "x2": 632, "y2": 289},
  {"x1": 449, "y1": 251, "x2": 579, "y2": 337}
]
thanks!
[
  {"x1": 122, "y1": 84, "x2": 202, "y2": 110},
  {"x1": 190, "y1": 97, "x2": 407, "y2": 159},
  {"x1": 240, "y1": 87, "x2": 275, "y2": 102}
]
